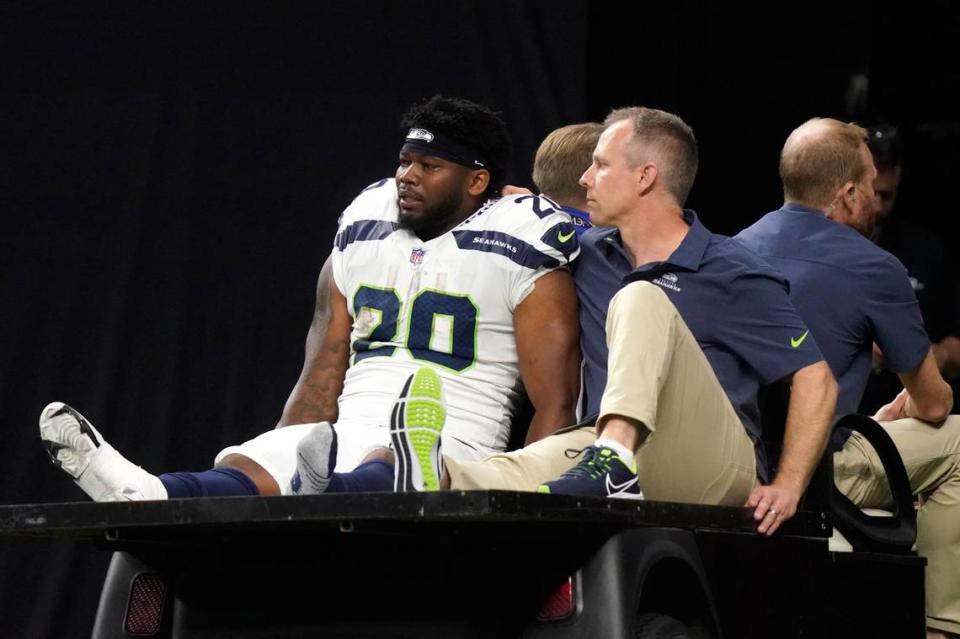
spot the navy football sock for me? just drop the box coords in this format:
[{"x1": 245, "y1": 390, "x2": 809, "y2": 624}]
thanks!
[
  {"x1": 158, "y1": 468, "x2": 260, "y2": 498},
  {"x1": 327, "y1": 460, "x2": 394, "y2": 493}
]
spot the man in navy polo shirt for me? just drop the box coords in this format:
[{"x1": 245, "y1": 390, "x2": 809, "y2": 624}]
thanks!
[
  {"x1": 443, "y1": 107, "x2": 838, "y2": 537},
  {"x1": 736, "y1": 117, "x2": 960, "y2": 638}
]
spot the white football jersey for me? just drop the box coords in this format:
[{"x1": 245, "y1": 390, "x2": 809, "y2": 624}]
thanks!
[{"x1": 331, "y1": 179, "x2": 579, "y2": 459}]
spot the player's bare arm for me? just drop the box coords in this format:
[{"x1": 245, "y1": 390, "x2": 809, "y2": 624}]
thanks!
[
  {"x1": 277, "y1": 255, "x2": 351, "y2": 428},
  {"x1": 514, "y1": 268, "x2": 581, "y2": 444},
  {"x1": 747, "y1": 360, "x2": 837, "y2": 535}
]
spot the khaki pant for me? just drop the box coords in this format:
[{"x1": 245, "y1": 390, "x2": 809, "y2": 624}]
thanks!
[
  {"x1": 447, "y1": 281, "x2": 757, "y2": 506},
  {"x1": 835, "y1": 416, "x2": 960, "y2": 634}
]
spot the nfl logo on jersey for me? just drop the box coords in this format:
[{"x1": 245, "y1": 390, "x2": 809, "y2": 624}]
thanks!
[{"x1": 410, "y1": 248, "x2": 426, "y2": 266}]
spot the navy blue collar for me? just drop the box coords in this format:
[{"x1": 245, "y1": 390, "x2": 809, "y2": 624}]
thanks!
[
  {"x1": 780, "y1": 202, "x2": 828, "y2": 217},
  {"x1": 561, "y1": 205, "x2": 589, "y2": 219},
  {"x1": 598, "y1": 209, "x2": 710, "y2": 273}
]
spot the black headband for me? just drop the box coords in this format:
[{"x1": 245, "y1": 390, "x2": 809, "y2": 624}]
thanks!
[{"x1": 401, "y1": 128, "x2": 489, "y2": 171}]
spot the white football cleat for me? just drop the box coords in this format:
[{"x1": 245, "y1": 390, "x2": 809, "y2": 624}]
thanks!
[{"x1": 39, "y1": 402, "x2": 167, "y2": 501}]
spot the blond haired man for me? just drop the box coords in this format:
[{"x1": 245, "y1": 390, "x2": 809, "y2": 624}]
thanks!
[{"x1": 531, "y1": 122, "x2": 603, "y2": 235}]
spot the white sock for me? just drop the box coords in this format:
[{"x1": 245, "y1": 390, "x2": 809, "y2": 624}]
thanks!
[{"x1": 594, "y1": 437, "x2": 635, "y2": 467}]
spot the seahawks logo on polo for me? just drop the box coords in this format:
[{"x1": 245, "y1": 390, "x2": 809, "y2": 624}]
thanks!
[
  {"x1": 653, "y1": 272, "x2": 681, "y2": 292},
  {"x1": 407, "y1": 128, "x2": 435, "y2": 142}
]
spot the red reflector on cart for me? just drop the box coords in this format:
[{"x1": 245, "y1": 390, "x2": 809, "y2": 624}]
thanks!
[
  {"x1": 537, "y1": 575, "x2": 576, "y2": 622},
  {"x1": 124, "y1": 573, "x2": 166, "y2": 635}
]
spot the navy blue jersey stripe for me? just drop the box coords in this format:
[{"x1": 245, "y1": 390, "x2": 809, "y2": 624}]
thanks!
[
  {"x1": 453, "y1": 230, "x2": 560, "y2": 270},
  {"x1": 335, "y1": 219, "x2": 399, "y2": 250}
]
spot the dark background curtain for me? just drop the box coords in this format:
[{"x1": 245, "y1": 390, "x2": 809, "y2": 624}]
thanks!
[{"x1": 1, "y1": 1, "x2": 957, "y2": 636}]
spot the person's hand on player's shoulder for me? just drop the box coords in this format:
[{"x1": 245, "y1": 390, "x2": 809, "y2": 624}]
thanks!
[{"x1": 502, "y1": 185, "x2": 533, "y2": 197}]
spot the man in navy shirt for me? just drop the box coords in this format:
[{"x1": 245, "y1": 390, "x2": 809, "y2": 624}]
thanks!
[
  {"x1": 443, "y1": 107, "x2": 838, "y2": 536},
  {"x1": 736, "y1": 117, "x2": 960, "y2": 638}
]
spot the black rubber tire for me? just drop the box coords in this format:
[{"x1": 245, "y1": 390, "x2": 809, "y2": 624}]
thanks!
[{"x1": 635, "y1": 612, "x2": 693, "y2": 639}]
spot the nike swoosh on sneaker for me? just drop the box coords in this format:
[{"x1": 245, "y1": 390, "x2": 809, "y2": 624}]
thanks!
[
  {"x1": 790, "y1": 329, "x2": 810, "y2": 348},
  {"x1": 605, "y1": 473, "x2": 638, "y2": 495},
  {"x1": 557, "y1": 230, "x2": 576, "y2": 243}
]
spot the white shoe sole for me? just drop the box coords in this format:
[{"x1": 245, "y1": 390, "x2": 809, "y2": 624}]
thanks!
[
  {"x1": 39, "y1": 402, "x2": 102, "y2": 479},
  {"x1": 38, "y1": 401, "x2": 166, "y2": 501}
]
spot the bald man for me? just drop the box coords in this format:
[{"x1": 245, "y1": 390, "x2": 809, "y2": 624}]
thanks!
[{"x1": 736, "y1": 118, "x2": 960, "y2": 639}]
